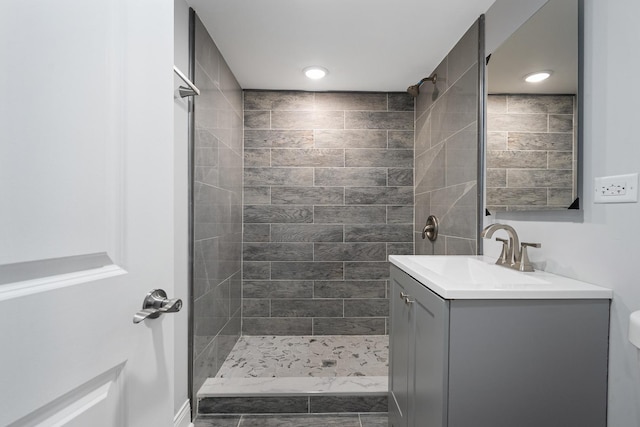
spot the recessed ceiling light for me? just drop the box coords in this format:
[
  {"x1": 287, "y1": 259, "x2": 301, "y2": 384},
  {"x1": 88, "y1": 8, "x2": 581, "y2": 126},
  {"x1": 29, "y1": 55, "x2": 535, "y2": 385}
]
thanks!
[
  {"x1": 524, "y1": 71, "x2": 552, "y2": 83},
  {"x1": 303, "y1": 66, "x2": 328, "y2": 80}
]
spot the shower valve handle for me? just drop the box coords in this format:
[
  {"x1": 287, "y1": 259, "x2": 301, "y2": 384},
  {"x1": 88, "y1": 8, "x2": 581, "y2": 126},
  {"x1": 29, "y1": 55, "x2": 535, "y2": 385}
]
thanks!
[{"x1": 133, "y1": 289, "x2": 182, "y2": 324}]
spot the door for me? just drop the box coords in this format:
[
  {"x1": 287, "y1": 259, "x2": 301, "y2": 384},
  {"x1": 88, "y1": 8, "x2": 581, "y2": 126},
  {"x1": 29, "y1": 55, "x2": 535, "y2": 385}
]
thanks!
[
  {"x1": 389, "y1": 267, "x2": 411, "y2": 427},
  {"x1": 0, "y1": 1, "x2": 177, "y2": 426}
]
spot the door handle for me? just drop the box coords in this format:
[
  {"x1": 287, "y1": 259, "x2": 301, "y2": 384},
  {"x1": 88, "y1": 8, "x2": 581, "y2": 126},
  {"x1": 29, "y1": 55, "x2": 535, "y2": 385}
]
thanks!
[{"x1": 133, "y1": 289, "x2": 183, "y2": 324}]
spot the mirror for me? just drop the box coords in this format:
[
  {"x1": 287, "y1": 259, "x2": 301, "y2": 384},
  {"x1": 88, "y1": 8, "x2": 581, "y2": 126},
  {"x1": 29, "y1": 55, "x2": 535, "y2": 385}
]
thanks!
[{"x1": 486, "y1": 0, "x2": 581, "y2": 213}]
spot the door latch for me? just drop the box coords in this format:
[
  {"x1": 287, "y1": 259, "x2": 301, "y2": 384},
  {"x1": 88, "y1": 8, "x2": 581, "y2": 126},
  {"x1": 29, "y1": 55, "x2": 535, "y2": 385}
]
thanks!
[{"x1": 133, "y1": 289, "x2": 182, "y2": 324}]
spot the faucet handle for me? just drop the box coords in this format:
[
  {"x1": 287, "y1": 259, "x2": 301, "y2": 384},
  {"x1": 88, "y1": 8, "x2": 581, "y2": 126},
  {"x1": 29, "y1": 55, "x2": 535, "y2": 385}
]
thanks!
[
  {"x1": 518, "y1": 242, "x2": 541, "y2": 272},
  {"x1": 495, "y1": 238, "x2": 509, "y2": 265},
  {"x1": 522, "y1": 242, "x2": 541, "y2": 248}
]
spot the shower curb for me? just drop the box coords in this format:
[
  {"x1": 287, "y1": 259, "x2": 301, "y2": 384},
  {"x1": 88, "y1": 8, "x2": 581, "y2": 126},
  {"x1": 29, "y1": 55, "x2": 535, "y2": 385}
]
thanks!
[{"x1": 197, "y1": 376, "x2": 388, "y2": 416}]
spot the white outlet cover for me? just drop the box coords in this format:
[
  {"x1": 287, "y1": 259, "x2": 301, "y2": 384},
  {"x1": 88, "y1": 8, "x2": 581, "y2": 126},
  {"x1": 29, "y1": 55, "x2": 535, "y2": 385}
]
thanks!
[{"x1": 594, "y1": 173, "x2": 639, "y2": 203}]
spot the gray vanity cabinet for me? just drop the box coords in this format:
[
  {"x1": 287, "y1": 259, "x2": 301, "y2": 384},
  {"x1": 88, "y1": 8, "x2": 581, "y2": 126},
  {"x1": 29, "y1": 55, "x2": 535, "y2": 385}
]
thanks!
[{"x1": 389, "y1": 265, "x2": 610, "y2": 427}]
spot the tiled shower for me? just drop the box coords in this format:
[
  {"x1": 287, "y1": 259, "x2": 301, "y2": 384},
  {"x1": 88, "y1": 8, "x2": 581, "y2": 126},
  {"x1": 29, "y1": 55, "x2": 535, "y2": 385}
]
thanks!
[
  {"x1": 242, "y1": 90, "x2": 415, "y2": 336},
  {"x1": 190, "y1": 10, "x2": 482, "y2": 417}
]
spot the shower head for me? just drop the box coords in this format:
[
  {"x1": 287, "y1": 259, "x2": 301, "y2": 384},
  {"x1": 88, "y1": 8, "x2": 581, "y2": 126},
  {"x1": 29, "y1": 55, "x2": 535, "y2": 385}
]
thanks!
[
  {"x1": 407, "y1": 84, "x2": 420, "y2": 97},
  {"x1": 406, "y1": 74, "x2": 438, "y2": 97}
]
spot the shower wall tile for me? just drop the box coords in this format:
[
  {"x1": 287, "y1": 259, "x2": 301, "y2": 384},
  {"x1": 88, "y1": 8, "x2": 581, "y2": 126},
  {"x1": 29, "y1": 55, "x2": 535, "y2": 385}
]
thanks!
[
  {"x1": 387, "y1": 206, "x2": 414, "y2": 224},
  {"x1": 345, "y1": 149, "x2": 413, "y2": 168},
  {"x1": 506, "y1": 95, "x2": 573, "y2": 114},
  {"x1": 193, "y1": 15, "x2": 243, "y2": 394},
  {"x1": 313, "y1": 243, "x2": 387, "y2": 261},
  {"x1": 507, "y1": 169, "x2": 573, "y2": 188},
  {"x1": 445, "y1": 237, "x2": 477, "y2": 255},
  {"x1": 313, "y1": 281, "x2": 386, "y2": 298},
  {"x1": 314, "y1": 92, "x2": 387, "y2": 111},
  {"x1": 271, "y1": 187, "x2": 344, "y2": 205},
  {"x1": 345, "y1": 225, "x2": 413, "y2": 242},
  {"x1": 314, "y1": 206, "x2": 386, "y2": 224},
  {"x1": 313, "y1": 318, "x2": 386, "y2": 335},
  {"x1": 271, "y1": 149, "x2": 345, "y2": 167},
  {"x1": 447, "y1": 19, "x2": 480, "y2": 86},
  {"x1": 243, "y1": 318, "x2": 313, "y2": 335},
  {"x1": 345, "y1": 112, "x2": 413, "y2": 130},
  {"x1": 271, "y1": 262, "x2": 344, "y2": 280},
  {"x1": 243, "y1": 299, "x2": 270, "y2": 317},
  {"x1": 547, "y1": 151, "x2": 573, "y2": 169},
  {"x1": 244, "y1": 90, "x2": 315, "y2": 111},
  {"x1": 389, "y1": 131, "x2": 415, "y2": 149},
  {"x1": 388, "y1": 93, "x2": 415, "y2": 112},
  {"x1": 488, "y1": 114, "x2": 547, "y2": 132},
  {"x1": 314, "y1": 129, "x2": 387, "y2": 149},
  {"x1": 270, "y1": 224, "x2": 344, "y2": 242},
  {"x1": 343, "y1": 262, "x2": 391, "y2": 280},
  {"x1": 244, "y1": 130, "x2": 314, "y2": 148},
  {"x1": 244, "y1": 187, "x2": 271, "y2": 205},
  {"x1": 345, "y1": 187, "x2": 413, "y2": 205},
  {"x1": 508, "y1": 132, "x2": 573, "y2": 151},
  {"x1": 244, "y1": 111, "x2": 271, "y2": 129},
  {"x1": 244, "y1": 280, "x2": 314, "y2": 298},
  {"x1": 243, "y1": 261, "x2": 271, "y2": 280},
  {"x1": 388, "y1": 168, "x2": 414, "y2": 186},
  {"x1": 243, "y1": 205, "x2": 313, "y2": 223},
  {"x1": 243, "y1": 91, "x2": 414, "y2": 335},
  {"x1": 244, "y1": 167, "x2": 313, "y2": 186},
  {"x1": 413, "y1": 17, "x2": 481, "y2": 256},
  {"x1": 314, "y1": 168, "x2": 387, "y2": 186},
  {"x1": 244, "y1": 149, "x2": 270, "y2": 167},
  {"x1": 387, "y1": 242, "x2": 413, "y2": 256},
  {"x1": 271, "y1": 299, "x2": 344, "y2": 317},
  {"x1": 344, "y1": 299, "x2": 389, "y2": 317},
  {"x1": 271, "y1": 111, "x2": 344, "y2": 130},
  {"x1": 243, "y1": 243, "x2": 314, "y2": 261}
]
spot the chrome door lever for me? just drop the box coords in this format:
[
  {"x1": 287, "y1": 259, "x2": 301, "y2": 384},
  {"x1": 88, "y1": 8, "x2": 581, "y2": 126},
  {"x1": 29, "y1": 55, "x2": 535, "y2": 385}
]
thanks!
[{"x1": 133, "y1": 289, "x2": 183, "y2": 324}]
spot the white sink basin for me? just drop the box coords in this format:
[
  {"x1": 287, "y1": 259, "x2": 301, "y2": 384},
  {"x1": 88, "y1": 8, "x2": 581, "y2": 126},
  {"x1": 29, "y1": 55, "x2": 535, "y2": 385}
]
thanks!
[{"x1": 389, "y1": 255, "x2": 612, "y2": 299}]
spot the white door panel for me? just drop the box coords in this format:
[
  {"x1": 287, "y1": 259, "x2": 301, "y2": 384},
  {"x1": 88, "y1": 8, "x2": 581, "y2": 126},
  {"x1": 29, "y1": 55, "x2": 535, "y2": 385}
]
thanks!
[{"x1": 0, "y1": 0, "x2": 177, "y2": 426}]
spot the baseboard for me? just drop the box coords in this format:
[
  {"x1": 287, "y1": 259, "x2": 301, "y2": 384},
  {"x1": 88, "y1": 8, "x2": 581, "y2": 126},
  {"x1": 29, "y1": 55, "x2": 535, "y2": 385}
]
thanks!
[{"x1": 174, "y1": 399, "x2": 193, "y2": 427}]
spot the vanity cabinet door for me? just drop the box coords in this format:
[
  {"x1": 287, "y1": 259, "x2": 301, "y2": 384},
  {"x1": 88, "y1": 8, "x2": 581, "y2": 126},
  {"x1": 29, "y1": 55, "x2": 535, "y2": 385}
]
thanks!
[
  {"x1": 410, "y1": 278, "x2": 450, "y2": 427},
  {"x1": 389, "y1": 266, "x2": 450, "y2": 427},
  {"x1": 389, "y1": 270, "x2": 411, "y2": 427}
]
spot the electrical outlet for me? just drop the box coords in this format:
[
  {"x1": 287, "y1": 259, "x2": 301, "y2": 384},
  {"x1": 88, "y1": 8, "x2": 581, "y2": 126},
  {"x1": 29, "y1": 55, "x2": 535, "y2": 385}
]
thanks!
[{"x1": 594, "y1": 173, "x2": 638, "y2": 203}]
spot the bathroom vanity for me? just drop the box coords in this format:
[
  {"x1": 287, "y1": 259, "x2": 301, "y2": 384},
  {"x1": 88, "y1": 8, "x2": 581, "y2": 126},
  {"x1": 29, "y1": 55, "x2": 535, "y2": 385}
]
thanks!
[{"x1": 388, "y1": 255, "x2": 612, "y2": 427}]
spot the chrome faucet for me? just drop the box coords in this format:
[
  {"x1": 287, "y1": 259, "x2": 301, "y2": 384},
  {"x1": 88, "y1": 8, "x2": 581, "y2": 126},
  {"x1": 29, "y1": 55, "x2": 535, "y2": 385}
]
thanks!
[{"x1": 480, "y1": 223, "x2": 541, "y2": 272}]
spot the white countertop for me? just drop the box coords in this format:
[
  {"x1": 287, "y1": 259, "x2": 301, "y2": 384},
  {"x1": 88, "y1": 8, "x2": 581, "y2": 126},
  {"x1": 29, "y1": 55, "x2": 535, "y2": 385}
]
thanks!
[{"x1": 389, "y1": 255, "x2": 613, "y2": 300}]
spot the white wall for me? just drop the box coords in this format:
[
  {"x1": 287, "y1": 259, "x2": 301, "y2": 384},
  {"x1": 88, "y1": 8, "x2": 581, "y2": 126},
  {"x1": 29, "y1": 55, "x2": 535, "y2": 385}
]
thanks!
[
  {"x1": 173, "y1": 0, "x2": 190, "y2": 420},
  {"x1": 485, "y1": 0, "x2": 640, "y2": 425}
]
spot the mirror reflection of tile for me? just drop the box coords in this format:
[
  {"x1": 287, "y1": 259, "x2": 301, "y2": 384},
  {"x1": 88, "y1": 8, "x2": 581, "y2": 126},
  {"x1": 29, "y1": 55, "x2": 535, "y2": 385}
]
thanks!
[{"x1": 487, "y1": 94, "x2": 576, "y2": 212}]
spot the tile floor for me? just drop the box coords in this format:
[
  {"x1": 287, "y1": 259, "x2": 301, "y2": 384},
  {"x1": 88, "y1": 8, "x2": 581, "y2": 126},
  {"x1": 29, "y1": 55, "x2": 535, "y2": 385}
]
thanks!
[
  {"x1": 196, "y1": 335, "x2": 389, "y2": 424},
  {"x1": 215, "y1": 335, "x2": 389, "y2": 378},
  {"x1": 194, "y1": 413, "x2": 387, "y2": 427}
]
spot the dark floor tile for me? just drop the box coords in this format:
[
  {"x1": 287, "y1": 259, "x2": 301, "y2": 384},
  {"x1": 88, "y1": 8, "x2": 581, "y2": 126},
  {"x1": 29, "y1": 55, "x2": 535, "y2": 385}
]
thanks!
[
  {"x1": 310, "y1": 395, "x2": 388, "y2": 413},
  {"x1": 359, "y1": 413, "x2": 389, "y2": 427},
  {"x1": 238, "y1": 414, "x2": 361, "y2": 427},
  {"x1": 199, "y1": 396, "x2": 308, "y2": 414},
  {"x1": 194, "y1": 415, "x2": 241, "y2": 427}
]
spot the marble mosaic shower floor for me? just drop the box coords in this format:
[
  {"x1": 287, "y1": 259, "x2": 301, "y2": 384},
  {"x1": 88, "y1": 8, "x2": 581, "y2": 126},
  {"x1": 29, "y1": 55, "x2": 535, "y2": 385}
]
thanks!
[
  {"x1": 216, "y1": 335, "x2": 389, "y2": 378},
  {"x1": 197, "y1": 336, "x2": 389, "y2": 415}
]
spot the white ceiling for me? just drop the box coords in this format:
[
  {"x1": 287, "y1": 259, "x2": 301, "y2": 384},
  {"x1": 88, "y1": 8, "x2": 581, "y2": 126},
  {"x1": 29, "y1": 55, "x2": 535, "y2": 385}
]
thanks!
[{"x1": 187, "y1": 0, "x2": 497, "y2": 92}]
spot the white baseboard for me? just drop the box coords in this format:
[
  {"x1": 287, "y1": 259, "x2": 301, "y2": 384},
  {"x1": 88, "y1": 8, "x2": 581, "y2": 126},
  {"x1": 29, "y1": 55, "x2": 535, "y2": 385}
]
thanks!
[{"x1": 174, "y1": 399, "x2": 192, "y2": 427}]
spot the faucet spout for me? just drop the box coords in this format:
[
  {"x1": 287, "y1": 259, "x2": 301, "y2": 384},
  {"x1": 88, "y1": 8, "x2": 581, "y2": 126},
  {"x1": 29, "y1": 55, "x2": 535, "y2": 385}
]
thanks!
[{"x1": 480, "y1": 223, "x2": 521, "y2": 265}]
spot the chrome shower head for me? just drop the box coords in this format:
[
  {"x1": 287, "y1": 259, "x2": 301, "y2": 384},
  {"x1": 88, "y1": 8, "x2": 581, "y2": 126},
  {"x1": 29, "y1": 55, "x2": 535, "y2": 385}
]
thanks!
[{"x1": 406, "y1": 74, "x2": 438, "y2": 97}]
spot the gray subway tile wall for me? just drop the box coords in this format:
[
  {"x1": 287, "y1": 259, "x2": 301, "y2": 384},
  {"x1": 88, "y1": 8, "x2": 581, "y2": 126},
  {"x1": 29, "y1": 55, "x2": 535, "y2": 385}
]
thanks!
[
  {"x1": 243, "y1": 90, "x2": 415, "y2": 335},
  {"x1": 486, "y1": 94, "x2": 576, "y2": 211},
  {"x1": 414, "y1": 20, "x2": 480, "y2": 256},
  {"x1": 193, "y1": 16, "x2": 243, "y2": 394}
]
